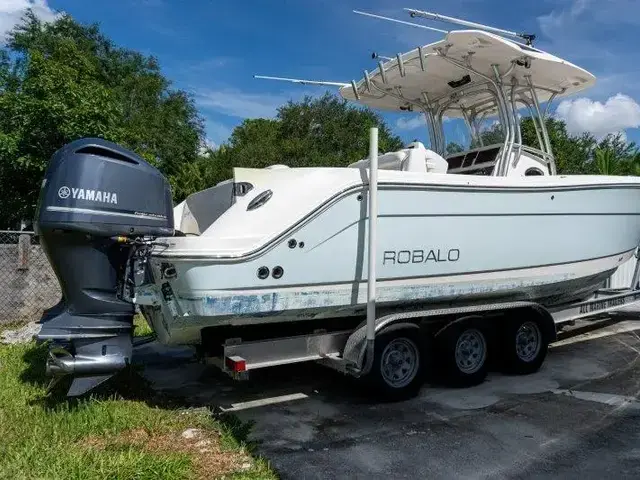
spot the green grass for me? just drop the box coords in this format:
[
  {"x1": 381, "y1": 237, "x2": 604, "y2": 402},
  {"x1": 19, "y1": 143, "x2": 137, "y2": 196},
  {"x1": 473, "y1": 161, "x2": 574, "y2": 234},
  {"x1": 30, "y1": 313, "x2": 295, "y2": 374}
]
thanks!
[
  {"x1": 0, "y1": 341, "x2": 278, "y2": 480},
  {"x1": 133, "y1": 313, "x2": 155, "y2": 337}
]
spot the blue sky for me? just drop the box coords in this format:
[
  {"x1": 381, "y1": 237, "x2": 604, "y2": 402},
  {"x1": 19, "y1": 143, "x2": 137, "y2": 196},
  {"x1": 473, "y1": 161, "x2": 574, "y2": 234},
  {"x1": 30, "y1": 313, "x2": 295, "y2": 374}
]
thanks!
[{"x1": 3, "y1": 0, "x2": 640, "y2": 148}]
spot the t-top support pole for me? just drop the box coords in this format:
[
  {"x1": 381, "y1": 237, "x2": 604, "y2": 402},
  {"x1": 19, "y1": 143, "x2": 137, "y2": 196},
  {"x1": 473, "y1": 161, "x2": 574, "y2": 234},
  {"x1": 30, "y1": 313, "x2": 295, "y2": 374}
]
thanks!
[{"x1": 362, "y1": 127, "x2": 378, "y2": 375}]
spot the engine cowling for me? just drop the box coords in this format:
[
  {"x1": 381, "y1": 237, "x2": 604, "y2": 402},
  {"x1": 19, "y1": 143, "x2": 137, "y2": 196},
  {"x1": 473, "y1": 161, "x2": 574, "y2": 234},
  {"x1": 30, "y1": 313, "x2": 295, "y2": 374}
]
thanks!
[{"x1": 34, "y1": 137, "x2": 174, "y2": 396}]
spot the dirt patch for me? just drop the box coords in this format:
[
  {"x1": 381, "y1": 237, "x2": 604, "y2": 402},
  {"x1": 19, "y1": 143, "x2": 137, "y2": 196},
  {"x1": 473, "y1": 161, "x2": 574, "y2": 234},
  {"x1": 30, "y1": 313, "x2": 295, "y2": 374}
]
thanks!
[
  {"x1": 1, "y1": 322, "x2": 42, "y2": 344},
  {"x1": 81, "y1": 427, "x2": 253, "y2": 479}
]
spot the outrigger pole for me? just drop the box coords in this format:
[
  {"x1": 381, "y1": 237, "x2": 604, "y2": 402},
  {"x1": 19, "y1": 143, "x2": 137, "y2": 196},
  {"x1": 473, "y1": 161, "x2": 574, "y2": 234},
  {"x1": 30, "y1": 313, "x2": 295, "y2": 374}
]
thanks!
[
  {"x1": 253, "y1": 75, "x2": 361, "y2": 100},
  {"x1": 353, "y1": 10, "x2": 448, "y2": 34},
  {"x1": 405, "y1": 8, "x2": 536, "y2": 46},
  {"x1": 253, "y1": 75, "x2": 349, "y2": 88}
]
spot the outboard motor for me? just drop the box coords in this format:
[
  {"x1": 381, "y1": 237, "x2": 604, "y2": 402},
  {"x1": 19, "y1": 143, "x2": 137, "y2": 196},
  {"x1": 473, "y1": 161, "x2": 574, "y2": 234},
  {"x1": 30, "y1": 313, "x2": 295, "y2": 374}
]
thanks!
[{"x1": 34, "y1": 138, "x2": 174, "y2": 396}]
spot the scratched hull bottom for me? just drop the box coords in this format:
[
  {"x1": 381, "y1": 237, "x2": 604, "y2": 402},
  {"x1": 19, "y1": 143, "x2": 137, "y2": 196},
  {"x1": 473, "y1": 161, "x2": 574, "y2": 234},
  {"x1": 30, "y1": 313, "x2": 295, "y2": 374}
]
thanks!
[{"x1": 144, "y1": 251, "x2": 631, "y2": 346}]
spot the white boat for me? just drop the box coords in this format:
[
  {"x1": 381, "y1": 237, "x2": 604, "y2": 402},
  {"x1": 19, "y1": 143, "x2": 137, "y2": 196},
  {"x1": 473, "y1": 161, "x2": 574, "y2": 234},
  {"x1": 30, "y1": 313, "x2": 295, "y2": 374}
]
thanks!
[
  {"x1": 138, "y1": 16, "x2": 640, "y2": 346},
  {"x1": 34, "y1": 8, "x2": 640, "y2": 397}
]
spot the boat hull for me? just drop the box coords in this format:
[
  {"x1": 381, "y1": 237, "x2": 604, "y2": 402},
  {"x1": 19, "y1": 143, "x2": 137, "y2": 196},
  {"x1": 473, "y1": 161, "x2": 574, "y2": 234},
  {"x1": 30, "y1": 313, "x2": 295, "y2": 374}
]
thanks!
[
  {"x1": 140, "y1": 175, "x2": 640, "y2": 346},
  {"x1": 142, "y1": 250, "x2": 631, "y2": 345}
]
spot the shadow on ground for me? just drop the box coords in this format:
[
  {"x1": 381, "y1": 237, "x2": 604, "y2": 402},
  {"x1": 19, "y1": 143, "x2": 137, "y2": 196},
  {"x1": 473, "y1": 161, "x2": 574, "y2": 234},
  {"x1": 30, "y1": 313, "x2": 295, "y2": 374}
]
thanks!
[{"x1": 17, "y1": 320, "x2": 640, "y2": 480}]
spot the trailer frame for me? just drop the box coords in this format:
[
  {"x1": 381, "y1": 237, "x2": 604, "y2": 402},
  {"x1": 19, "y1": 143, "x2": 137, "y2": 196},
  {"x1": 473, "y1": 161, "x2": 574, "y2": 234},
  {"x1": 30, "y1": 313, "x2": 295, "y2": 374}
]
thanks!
[{"x1": 204, "y1": 285, "x2": 640, "y2": 375}]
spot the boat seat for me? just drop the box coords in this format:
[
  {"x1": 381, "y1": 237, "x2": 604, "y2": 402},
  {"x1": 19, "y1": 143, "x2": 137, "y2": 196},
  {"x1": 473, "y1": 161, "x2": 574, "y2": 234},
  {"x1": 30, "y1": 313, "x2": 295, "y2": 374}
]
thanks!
[
  {"x1": 174, "y1": 180, "x2": 235, "y2": 235},
  {"x1": 401, "y1": 150, "x2": 427, "y2": 173},
  {"x1": 348, "y1": 141, "x2": 448, "y2": 174},
  {"x1": 446, "y1": 145, "x2": 501, "y2": 175}
]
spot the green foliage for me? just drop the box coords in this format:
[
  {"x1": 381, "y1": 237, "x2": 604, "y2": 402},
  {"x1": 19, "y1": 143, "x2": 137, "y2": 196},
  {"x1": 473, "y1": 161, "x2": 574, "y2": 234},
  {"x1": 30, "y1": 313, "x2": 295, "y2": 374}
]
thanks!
[
  {"x1": 446, "y1": 142, "x2": 464, "y2": 154},
  {"x1": 0, "y1": 10, "x2": 204, "y2": 227},
  {"x1": 3, "y1": 9, "x2": 640, "y2": 227},
  {"x1": 595, "y1": 147, "x2": 617, "y2": 175},
  {"x1": 521, "y1": 117, "x2": 639, "y2": 175},
  {"x1": 170, "y1": 93, "x2": 405, "y2": 201},
  {"x1": 469, "y1": 123, "x2": 505, "y2": 148},
  {"x1": 0, "y1": 11, "x2": 405, "y2": 222}
]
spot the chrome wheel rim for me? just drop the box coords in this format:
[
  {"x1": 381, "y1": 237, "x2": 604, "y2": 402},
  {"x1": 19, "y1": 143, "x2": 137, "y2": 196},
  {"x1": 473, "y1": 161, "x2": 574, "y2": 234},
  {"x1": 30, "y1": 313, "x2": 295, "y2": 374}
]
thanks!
[
  {"x1": 455, "y1": 328, "x2": 487, "y2": 374},
  {"x1": 380, "y1": 338, "x2": 420, "y2": 388},
  {"x1": 515, "y1": 321, "x2": 541, "y2": 362}
]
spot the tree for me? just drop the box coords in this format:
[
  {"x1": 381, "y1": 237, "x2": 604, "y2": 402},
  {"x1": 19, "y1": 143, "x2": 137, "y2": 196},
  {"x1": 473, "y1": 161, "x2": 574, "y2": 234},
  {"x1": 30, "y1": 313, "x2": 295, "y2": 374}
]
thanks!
[
  {"x1": 521, "y1": 117, "x2": 594, "y2": 174},
  {"x1": 593, "y1": 133, "x2": 638, "y2": 175},
  {"x1": 446, "y1": 142, "x2": 464, "y2": 155},
  {"x1": 0, "y1": 10, "x2": 204, "y2": 227},
  {"x1": 470, "y1": 123, "x2": 505, "y2": 148},
  {"x1": 594, "y1": 147, "x2": 617, "y2": 175},
  {"x1": 171, "y1": 93, "x2": 405, "y2": 198},
  {"x1": 521, "y1": 118, "x2": 640, "y2": 175},
  {"x1": 276, "y1": 93, "x2": 403, "y2": 167}
]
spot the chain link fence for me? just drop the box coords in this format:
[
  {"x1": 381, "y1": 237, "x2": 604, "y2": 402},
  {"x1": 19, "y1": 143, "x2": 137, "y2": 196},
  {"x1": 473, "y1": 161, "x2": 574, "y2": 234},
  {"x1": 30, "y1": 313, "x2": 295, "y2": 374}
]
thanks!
[{"x1": 0, "y1": 230, "x2": 61, "y2": 325}]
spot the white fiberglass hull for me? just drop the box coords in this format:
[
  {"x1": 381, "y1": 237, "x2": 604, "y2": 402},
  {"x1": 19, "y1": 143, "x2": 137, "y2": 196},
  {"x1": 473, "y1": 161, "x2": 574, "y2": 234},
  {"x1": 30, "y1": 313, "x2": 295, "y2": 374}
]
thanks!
[{"x1": 142, "y1": 168, "x2": 640, "y2": 346}]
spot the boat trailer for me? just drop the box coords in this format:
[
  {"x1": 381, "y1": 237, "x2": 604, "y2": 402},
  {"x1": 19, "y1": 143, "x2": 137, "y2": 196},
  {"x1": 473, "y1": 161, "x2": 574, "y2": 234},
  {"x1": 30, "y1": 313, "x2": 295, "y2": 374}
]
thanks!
[{"x1": 184, "y1": 129, "x2": 640, "y2": 399}]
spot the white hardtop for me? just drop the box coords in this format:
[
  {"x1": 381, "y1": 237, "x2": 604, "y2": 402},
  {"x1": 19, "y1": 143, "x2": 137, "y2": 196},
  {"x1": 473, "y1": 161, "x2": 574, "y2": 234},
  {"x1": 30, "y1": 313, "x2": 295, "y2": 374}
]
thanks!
[
  {"x1": 253, "y1": 9, "x2": 603, "y2": 177},
  {"x1": 339, "y1": 29, "x2": 595, "y2": 116}
]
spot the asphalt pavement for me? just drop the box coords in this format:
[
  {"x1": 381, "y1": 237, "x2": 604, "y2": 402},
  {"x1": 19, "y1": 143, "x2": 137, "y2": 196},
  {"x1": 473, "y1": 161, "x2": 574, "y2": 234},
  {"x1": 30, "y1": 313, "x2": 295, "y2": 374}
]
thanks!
[{"x1": 137, "y1": 320, "x2": 640, "y2": 480}]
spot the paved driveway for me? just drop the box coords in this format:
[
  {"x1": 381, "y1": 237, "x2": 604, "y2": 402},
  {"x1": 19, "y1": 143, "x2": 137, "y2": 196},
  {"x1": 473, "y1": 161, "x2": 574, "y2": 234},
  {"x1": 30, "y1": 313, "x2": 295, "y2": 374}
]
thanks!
[{"x1": 138, "y1": 321, "x2": 640, "y2": 479}]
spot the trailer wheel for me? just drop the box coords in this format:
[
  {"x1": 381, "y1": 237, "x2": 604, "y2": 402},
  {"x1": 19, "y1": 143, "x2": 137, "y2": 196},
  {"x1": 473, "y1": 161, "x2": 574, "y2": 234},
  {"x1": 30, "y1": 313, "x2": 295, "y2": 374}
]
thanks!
[
  {"x1": 365, "y1": 328, "x2": 424, "y2": 401},
  {"x1": 436, "y1": 319, "x2": 488, "y2": 387},
  {"x1": 499, "y1": 316, "x2": 548, "y2": 374}
]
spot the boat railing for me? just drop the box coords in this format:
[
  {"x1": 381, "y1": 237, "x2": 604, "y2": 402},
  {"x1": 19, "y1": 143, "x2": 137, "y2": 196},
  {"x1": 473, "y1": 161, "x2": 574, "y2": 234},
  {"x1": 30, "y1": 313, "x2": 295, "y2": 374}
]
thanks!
[{"x1": 518, "y1": 144, "x2": 554, "y2": 171}]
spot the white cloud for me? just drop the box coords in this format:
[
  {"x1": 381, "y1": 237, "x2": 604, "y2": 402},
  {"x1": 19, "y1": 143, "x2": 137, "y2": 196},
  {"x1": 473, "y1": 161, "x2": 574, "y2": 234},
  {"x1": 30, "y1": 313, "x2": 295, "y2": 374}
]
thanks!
[
  {"x1": 204, "y1": 137, "x2": 217, "y2": 149},
  {"x1": 396, "y1": 114, "x2": 425, "y2": 130},
  {"x1": 189, "y1": 57, "x2": 237, "y2": 72},
  {"x1": 538, "y1": 0, "x2": 591, "y2": 33},
  {"x1": 0, "y1": 0, "x2": 59, "y2": 44},
  {"x1": 198, "y1": 137, "x2": 217, "y2": 156},
  {"x1": 538, "y1": 0, "x2": 640, "y2": 32},
  {"x1": 195, "y1": 88, "x2": 293, "y2": 119},
  {"x1": 202, "y1": 119, "x2": 233, "y2": 147},
  {"x1": 570, "y1": 0, "x2": 593, "y2": 16},
  {"x1": 534, "y1": 0, "x2": 640, "y2": 105},
  {"x1": 535, "y1": 1, "x2": 636, "y2": 90},
  {"x1": 555, "y1": 93, "x2": 640, "y2": 138}
]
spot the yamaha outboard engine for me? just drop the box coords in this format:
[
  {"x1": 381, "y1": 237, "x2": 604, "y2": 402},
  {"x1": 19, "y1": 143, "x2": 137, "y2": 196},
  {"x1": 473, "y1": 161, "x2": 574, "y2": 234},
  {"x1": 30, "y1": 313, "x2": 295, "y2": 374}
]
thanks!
[{"x1": 34, "y1": 138, "x2": 174, "y2": 396}]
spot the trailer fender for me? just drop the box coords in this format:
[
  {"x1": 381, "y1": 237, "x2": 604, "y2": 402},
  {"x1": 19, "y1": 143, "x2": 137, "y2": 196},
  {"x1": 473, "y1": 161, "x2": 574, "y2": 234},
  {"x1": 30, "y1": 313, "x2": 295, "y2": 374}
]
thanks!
[
  {"x1": 528, "y1": 305, "x2": 557, "y2": 343},
  {"x1": 377, "y1": 321, "x2": 421, "y2": 335},
  {"x1": 342, "y1": 320, "x2": 422, "y2": 370}
]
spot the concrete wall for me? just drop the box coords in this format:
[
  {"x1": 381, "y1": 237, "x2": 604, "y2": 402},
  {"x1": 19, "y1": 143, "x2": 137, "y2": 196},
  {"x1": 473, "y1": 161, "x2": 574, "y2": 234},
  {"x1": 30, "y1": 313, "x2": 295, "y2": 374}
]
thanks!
[{"x1": 0, "y1": 241, "x2": 61, "y2": 325}]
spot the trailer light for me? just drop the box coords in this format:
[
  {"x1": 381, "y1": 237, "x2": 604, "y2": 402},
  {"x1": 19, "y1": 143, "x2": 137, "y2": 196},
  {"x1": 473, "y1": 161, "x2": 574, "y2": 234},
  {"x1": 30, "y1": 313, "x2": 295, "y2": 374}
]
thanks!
[{"x1": 225, "y1": 356, "x2": 247, "y2": 372}]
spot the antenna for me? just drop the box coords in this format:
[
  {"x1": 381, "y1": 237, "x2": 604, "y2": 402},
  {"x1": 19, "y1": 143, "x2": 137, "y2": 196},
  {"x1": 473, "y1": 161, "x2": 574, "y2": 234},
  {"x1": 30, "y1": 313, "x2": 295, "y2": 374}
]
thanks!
[
  {"x1": 405, "y1": 8, "x2": 536, "y2": 45},
  {"x1": 353, "y1": 10, "x2": 448, "y2": 34}
]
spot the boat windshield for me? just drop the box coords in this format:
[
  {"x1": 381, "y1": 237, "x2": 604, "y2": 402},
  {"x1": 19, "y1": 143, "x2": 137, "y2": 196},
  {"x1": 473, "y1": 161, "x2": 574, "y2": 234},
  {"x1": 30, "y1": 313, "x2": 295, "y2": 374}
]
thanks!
[{"x1": 431, "y1": 83, "x2": 555, "y2": 176}]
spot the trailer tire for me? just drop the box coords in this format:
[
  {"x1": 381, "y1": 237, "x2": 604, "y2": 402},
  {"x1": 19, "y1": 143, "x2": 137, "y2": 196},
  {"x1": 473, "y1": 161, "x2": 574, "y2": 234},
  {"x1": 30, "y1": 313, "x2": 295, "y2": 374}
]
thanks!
[
  {"x1": 435, "y1": 318, "x2": 489, "y2": 387},
  {"x1": 499, "y1": 316, "x2": 549, "y2": 375},
  {"x1": 364, "y1": 327, "x2": 425, "y2": 401}
]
